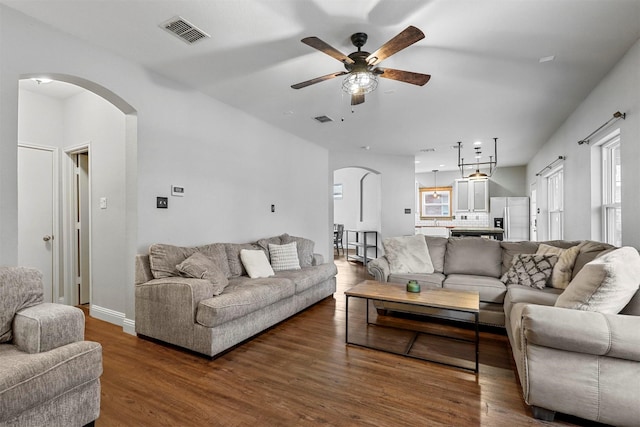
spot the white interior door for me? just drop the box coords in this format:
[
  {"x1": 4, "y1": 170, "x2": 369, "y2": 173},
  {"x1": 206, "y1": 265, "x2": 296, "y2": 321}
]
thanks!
[
  {"x1": 18, "y1": 145, "x2": 57, "y2": 303},
  {"x1": 77, "y1": 153, "x2": 91, "y2": 304}
]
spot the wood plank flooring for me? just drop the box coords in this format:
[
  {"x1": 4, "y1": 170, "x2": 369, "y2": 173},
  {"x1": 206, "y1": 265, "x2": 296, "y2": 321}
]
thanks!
[{"x1": 85, "y1": 253, "x2": 606, "y2": 426}]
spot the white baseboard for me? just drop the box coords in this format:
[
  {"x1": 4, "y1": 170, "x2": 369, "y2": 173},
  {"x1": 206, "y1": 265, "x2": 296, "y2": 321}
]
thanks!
[
  {"x1": 90, "y1": 304, "x2": 136, "y2": 336},
  {"x1": 123, "y1": 318, "x2": 136, "y2": 336}
]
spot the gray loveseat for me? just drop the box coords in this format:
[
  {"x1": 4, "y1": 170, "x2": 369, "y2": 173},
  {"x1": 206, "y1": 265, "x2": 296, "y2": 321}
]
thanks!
[
  {"x1": 0, "y1": 267, "x2": 103, "y2": 427},
  {"x1": 135, "y1": 234, "x2": 337, "y2": 357},
  {"x1": 367, "y1": 237, "x2": 640, "y2": 425}
]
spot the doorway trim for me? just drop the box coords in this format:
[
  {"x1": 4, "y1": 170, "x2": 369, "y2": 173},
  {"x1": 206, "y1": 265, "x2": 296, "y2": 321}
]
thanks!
[
  {"x1": 63, "y1": 142, "x2": 92, "y2": 307},
  {"x1": 17, "y1": 142, "x2": 60, "y2": 303}
]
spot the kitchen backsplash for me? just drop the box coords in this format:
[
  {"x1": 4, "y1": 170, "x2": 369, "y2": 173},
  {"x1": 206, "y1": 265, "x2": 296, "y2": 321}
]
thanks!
[{"x1": 415, "y1": 212, "x2": 490, "y2": 228}]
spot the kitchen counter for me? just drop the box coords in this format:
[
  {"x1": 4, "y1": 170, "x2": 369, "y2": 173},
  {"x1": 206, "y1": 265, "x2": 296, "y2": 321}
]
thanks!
[{"x1": 449, "y1": 227, "x2": 504, "y2": 240}]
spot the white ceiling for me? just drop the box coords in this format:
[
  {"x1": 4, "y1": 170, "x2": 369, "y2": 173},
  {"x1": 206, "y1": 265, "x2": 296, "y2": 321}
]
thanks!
[{"x1": 4, "y1": 0, "x2": 640, "y2": 173}]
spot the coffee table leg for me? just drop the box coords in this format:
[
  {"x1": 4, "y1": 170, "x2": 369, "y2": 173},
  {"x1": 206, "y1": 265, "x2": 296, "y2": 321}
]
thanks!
[
  {"x1": 475, "y1": 312, "x2": 479, "y2": 373},
  {"x1": 345, "y1": 295, "x2": 349, "y2": 344},
  {"x1": 366, "y1": 298, "x2": 370, "y2": 325}
]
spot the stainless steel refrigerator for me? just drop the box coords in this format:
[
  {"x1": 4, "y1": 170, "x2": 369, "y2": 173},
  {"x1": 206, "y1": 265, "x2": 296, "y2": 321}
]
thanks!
[{"x1": 490, "y1": 197, "x2": 530, "y2": 241}]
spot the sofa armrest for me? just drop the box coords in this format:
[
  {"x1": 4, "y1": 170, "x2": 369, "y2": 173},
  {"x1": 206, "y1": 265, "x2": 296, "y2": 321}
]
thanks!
[
  {"x1": 522, "y1": 304, "x2": 640, "y2": 361},
  {"x1": 312, "y1": 253, "x2": 324, "y2": 266},
  {"x1": 367, "y1": 257, "x2": 390, "y2": 282},
  {"x1": 13, "y1": 303, "x2": 84, "y2": 354}
]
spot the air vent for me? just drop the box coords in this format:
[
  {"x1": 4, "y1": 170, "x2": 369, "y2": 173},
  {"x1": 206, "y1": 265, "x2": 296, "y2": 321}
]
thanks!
[
  {"x1": 314, "y1": 115, "x2": 333, "y2": 123},
  {"x1": 420, "y1": 148, "x2": 436, "y2": 153},
  {"x1": 160, "y1": 16, "x2": 210, "y2": 45}
]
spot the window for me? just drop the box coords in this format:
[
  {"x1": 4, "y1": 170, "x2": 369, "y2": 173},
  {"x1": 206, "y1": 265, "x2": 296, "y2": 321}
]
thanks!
[
  {"x1": 419, "y1": 187, "x2": 452, "y2": 219},
  {"x1": 547, "y1": 167, "x2": 563, "y2": 240},
  {"x1": 602, "y1": 136, "x2": 621, "y2": 246}
]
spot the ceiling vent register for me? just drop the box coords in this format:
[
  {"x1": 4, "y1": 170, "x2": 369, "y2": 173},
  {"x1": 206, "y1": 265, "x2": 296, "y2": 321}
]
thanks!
[
  {"x1": 314, "y1": 115, "x2": 333, "y2": 123},
  {"x1": 160, "y1": 16, "x2": 210, "y2": 45}
]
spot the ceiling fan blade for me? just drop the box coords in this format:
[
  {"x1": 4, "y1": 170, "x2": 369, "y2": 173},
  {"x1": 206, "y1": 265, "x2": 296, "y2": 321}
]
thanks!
[
  {"x1": 366, "y1": 26, "x2": 425, "y2": 66},
  {"x1": 291, "y1": 71, "x2": 347, "y2": 89},
  {"x1": 351, "y1": 93, "x2": 365, "y2": 105},
  {"x1": 377, "y1": 67, "x2": 431, "y2": 86},
  {"x1": 301, "y1": 37, "x2": 355, "y2": 64}
]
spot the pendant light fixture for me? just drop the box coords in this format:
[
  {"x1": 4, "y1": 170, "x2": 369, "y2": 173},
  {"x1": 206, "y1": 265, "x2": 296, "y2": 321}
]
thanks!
[{"x1": 432, "y1": 169, "x2": 439, "y2": 199}]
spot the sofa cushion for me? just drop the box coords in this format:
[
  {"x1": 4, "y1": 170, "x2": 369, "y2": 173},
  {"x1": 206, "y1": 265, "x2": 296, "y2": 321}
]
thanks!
[
  {"x1": 388, "y1": 273, "x2": 445, "y2": 289},
  {"x1": 0, "y1": 267, "x2": 44, "y2": 344},
  {"x1": 555, "y1": 247, "x2": 640, "y2": 313},
  {"x1": 149, "y1": 243, "x2": 229, "y2": 279},
  {"x1": 425, "y1": 236, "x2": 448, "y2": 273},
  {"x1": 621, "y1": 290, "x2": 640, "y2": 315},
  {"x1": 501, "y1": 254, "x2": 558, "y2": 290},
  {"x1": 256, "y1": 234, "x2": 285, "y2": 258},
  {"x1": 274, "y1": 263, "x2": 337, "y2": 294},
  {"x1": 176, "y1": 252, "x2": 229, "y2": 295},
  {"x1": 443, "y1": 274, "x2": 506, "y2": 304},
  {"x1": 500, "y1": 241, "x2": 539, "y2": 275},
  {"x1": 503, "y1": 285, "x2": 562, "y2": 323},
  {"x1": 444, "y1": 237, "x2": 502, "y2": 278},
  {"x1": 571, "y1": 240, "x2": 616, "y2": 279},
  {"x1": 383, "y1": 235, "x2": 434, "y2": 274},
  {"x1": 196, "y1": 278, "x2": 295, "y2": 327},
  {"x1": 281, "y1": 234, "x2": 315, "y2": 267},
  {"x1": 536, "y1": 243, "x2": 581, "y2": 289},
  {"x1": 239, "y1": 249, "x2": 275, "y2": 279},
  {"x1": 269, "y1": 242, "x2": 301, "y2": 271},
  {"x1": 0, "y1": 341, "x2": 102, "y2": 422},
  {"x1": 226, "y1": 243, "x2": 261, "y2": 277}
]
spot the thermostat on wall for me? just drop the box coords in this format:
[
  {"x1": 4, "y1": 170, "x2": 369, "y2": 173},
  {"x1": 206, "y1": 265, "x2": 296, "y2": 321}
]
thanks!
[{"x1": 171, "y1": 185, "x2": 185, "y2": 197}]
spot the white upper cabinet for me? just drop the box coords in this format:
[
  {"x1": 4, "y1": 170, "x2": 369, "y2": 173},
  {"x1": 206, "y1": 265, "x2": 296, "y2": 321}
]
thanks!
[{"x1": 454, "y1": 178, "x2": 488, "y2": 212}]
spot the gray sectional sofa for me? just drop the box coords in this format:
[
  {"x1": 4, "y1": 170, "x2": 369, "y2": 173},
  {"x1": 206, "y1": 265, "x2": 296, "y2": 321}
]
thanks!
[
  {"x1": 135, "y1": 234, "x2": 337, "y2": 357},
  {"x1": 0, "y1": 267, "x2": 102, "y2": 427},
  {"x1": 367, "y1": 236, "x2": 640, "y2": 426}
]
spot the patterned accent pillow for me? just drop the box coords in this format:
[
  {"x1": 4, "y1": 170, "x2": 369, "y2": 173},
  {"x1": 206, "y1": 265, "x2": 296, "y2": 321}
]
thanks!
[
  {"x1": 269, "y1": 242, "x2": 301, "y2": 271},
  {"x1": 280, "y1": 234, "x2": 315, "y2": 267},
  {"x1": 175, "y1": 252, "x2": 229, "y2": 296},
  {"x1": 501, "y1": 254, "x2": 558, "y2": 290}
]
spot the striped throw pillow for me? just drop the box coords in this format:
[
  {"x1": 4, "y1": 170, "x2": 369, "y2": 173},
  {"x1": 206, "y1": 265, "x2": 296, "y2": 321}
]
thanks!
[{"x1": 269, "y1": 242, "x2": 301, "y2": 271}]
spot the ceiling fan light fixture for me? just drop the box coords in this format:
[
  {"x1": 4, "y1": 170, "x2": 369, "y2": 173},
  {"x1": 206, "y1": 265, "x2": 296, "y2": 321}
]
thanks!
[{"x1": 342, "y1": 71, "x2": 378, "y2": 95}]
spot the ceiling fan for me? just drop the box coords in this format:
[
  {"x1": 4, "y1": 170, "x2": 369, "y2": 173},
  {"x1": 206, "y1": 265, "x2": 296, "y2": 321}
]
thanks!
[{"x1": 291, "y1": 26, "x2": 431, "y2": 105}]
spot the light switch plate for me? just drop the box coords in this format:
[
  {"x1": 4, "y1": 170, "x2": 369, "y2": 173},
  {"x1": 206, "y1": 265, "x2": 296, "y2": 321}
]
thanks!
[{"x1": 99, "y1": 197, "x2": 107, "y2": 209}]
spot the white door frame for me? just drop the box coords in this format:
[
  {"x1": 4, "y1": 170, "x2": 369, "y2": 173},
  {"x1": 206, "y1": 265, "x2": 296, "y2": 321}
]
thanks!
[
  {"x1": 63, "y1": 142, "x2": 92, "y2": 307},
  {"x1": 17, "y1": 142, "x2": 60, "y2": 302}
]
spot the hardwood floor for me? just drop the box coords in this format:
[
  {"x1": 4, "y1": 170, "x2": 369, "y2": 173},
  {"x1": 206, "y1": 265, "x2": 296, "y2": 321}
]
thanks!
[{"x1": 85, "y1": 253, "x2": 605, "y2": 426}]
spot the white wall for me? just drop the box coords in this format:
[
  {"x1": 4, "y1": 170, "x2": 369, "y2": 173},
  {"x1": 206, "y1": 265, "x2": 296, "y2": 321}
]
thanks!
[
  {"x1": 527, "y1": 38, "x2": 640, "y2": 247},
  {"x1": 63, "y1": 90, "x2": 127, "y2": 314},
  {"x1": 416, "y1": 166, "x2": 526, "y2": 197},
  {"x1": 330, "y1": 151, "x2": 415, "y2": 253},
  {"x1": 1, "y1": 6, "x2": 330, "y2": 329}
]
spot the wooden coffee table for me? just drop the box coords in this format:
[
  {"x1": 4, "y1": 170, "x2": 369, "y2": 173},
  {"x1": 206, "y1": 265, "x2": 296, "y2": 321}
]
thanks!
[{"x1": 345, "y1": 280, "x2": 480, "y2": 373}]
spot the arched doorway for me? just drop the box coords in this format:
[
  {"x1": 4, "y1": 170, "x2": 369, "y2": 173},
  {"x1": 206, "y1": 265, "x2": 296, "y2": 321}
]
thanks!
[
  {"x1": 17, "y1": 74, "x2": 137, "y2": 330},
  {"x1": 333, "y1": 167, "x2": 381, "y2": 260}
]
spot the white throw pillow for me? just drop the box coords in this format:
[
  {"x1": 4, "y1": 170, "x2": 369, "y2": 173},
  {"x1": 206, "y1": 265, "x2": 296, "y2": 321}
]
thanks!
[
  {"x1": 555, "y1": 246, "x2": 640, "y2": 313},
  {"x1": 240, "y1": 249, "x2": 275, "y2": 278},
  {"x1": 383, "y1": 235, "x2": 434, "y2": 275},
  {"x1": 536, "y1": 243, "x2": 581, "y2": 289},
  {"x1": 268, "y1": 242, "x2": 301, "y2": 271}
]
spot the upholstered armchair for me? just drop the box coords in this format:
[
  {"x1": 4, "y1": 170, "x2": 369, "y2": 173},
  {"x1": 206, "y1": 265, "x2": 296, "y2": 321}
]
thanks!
[{"x1": 0, "y1": 267, "x2": 102, "y2": 427}]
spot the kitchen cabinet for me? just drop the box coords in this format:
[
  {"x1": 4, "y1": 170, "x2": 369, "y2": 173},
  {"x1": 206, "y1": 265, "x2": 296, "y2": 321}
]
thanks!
[{"x1": 454, "y1": 178, "x2": 488, "y2": 213}]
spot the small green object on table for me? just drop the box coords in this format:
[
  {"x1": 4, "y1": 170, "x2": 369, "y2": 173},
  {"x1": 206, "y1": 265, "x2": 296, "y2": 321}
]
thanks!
[{"x1": 406, "y1": 280, "x2": 421, "y2": 293}]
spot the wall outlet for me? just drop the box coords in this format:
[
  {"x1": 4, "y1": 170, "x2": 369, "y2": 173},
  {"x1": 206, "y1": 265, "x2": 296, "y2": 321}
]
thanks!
[
  {"x1": 271, "y1": 204, "x2": 275, "y2": 213},
  {"x1": 99, "y1": 197, "x2": 107, "y2": 209},
  {"x1": 157, "y1": 197, "x2": 168, "y2": 208}
]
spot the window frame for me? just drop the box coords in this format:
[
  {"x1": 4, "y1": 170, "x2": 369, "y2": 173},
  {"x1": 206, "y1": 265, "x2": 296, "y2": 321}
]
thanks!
[
  {"x1": 546, "y1": 166, "x2": 564, "y2": 240},
  {"x1": 601, "y1": 135, "x2": 621, "y2": 246}
]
